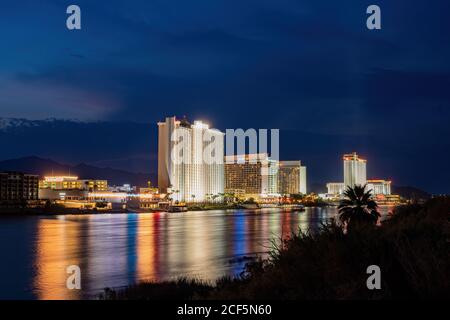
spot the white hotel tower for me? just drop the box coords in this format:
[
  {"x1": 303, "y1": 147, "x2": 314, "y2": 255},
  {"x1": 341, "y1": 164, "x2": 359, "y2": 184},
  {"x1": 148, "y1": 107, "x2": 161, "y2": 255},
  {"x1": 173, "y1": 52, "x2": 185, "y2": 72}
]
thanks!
[
  {"x1": 343, "y1": 152, "x2": 367, "y2": 189},
  {"x1": 158, "y1": 116, "x2": 224, "y2": 203}
]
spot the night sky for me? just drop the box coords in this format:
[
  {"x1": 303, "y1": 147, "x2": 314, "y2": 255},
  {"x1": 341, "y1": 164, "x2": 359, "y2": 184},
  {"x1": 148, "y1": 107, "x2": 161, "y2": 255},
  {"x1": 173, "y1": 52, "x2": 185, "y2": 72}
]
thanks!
[{"x1": 1, "y1": 1, "x2": 450, "y2": 193}]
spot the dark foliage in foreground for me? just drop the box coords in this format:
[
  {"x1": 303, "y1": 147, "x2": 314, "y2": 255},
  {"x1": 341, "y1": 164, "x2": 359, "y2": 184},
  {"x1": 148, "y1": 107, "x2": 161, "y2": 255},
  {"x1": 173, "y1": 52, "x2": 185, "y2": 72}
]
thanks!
[
  {"x1": 99, "y1": 278, "x2": 213, "y2": 300},
  {"x1": 102, "y1": 197, "x2": 450, "y2": 300}
]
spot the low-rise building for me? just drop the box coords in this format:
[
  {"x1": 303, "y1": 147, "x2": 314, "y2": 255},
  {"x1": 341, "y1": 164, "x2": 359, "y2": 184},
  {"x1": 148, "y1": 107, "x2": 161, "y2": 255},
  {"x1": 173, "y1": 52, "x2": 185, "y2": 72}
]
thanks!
[
  {"x1": 327, "y1": 182, "x2": 346, "y2": 195},
  {"x1": 0, "y1": 172, "x2": 39, "y2": 205},
  {"x1": 39, "y1": 188, "x2": 87, "y2": 201},
  {"x1": 139, "y1": 187, "x2": 163, "y2": 209},
  {"x1": 108, "y1": 184, "x2": 137, "y2": 193},
  {"x1": 39, "y1": 176, "x2": 107, "y2": 192},
  {"x1": 367, "y1": 179, "x2": 391, "y2": 195},
  {"x1": 374, "y1": 194, "x2": 402, "y2": 205},
  {"x1": 327, "y1": 179, "x2": 392, "y2": 198},
  {"x1": 39, "y1": 176, "x2": 110, "y2": 210}
]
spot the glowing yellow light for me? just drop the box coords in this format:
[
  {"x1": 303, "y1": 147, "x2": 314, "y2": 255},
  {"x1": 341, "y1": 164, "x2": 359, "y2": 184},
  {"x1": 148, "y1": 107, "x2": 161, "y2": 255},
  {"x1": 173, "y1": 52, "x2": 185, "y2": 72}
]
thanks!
[{"x1": 44, "y1": 176, "x2": 79, "y2": 182}]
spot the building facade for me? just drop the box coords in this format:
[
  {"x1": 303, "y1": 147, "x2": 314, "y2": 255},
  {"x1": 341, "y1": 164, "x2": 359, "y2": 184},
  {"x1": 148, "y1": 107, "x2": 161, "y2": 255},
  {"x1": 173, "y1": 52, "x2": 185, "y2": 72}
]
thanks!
[
  {"x1": 367, "y1": 179, "x2": 391, "y2": 195},
  {"x1": 39, "y1": 176, "x2": 108, "y2": 192},
  {"x1": 225, "y1": 153, "x2": 279, "y2": 197},
  {"x1": 39, "y1": 188, "x2": 87, "y2": 201},
  {"x1": 0, "y1": 172, "x2": 39, "y2": 203},
  {"x1": 139, "y1": 187, "x2": 163, "y2": 209},
  {"x1": 300, "y1": 165, "x2": 307, "y2": 194},
  {"x1": 343, "y1": 152, "x2": 367, "y2": 189},
  {"x1": 327, "y1": 180, "x2": 391, "y2": 196},
  {"x1": 327, "y1": 182, "x2": 346, "y2": 195},
  {"x1": 278, "y1": 161, "x2": 307, "y2": 195},
  {"x1": 158, "y1": 116, "x2": 225, "y2": 203},
  {"x1": 278, "y1": 161, "x2": 300, "y2": 195}
]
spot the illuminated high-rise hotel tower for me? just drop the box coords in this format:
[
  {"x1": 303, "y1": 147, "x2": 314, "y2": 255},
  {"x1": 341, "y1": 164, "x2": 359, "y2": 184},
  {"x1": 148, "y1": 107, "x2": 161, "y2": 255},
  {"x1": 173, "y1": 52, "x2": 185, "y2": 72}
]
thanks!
[
  {"x1": 343, "y1": 152, "x2": 367, "y2": 189},
  {"x1": 277, "y1": 161, "x2": 307, "y2": 195},
  {"x1": 158, "y1": 116, "x2": 224, "y2": 203}
]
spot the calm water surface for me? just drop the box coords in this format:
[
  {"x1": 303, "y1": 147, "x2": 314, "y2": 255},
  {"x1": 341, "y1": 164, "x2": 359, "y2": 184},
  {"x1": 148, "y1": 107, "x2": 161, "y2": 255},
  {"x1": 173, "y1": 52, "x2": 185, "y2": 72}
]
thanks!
[{"x1": 0, "y1": 207, "x2": 392, "y2": 299}]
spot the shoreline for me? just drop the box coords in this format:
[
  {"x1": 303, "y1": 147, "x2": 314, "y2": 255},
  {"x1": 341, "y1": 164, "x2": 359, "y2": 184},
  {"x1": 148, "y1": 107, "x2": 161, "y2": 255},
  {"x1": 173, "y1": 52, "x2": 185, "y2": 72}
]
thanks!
[
  {"x1": 0, "y1": 204, "x2": 331, "y2": 217},
  {"x1": 0, "y1": 202, "x2": 404, "y2": 218}
]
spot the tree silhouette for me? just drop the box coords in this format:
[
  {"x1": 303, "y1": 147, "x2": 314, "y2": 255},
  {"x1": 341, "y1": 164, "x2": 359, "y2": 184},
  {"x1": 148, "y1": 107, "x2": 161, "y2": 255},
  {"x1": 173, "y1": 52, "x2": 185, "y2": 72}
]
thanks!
[{"x1": 338, "y1": 184, "x2": 380, "y2": 230}]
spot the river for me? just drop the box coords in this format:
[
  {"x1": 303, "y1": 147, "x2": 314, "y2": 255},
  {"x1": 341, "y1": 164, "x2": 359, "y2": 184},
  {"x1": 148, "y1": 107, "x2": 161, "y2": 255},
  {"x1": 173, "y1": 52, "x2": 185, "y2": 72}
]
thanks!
[{"x1": 0, "y1": 207, "x2": 393, "y2": 300}]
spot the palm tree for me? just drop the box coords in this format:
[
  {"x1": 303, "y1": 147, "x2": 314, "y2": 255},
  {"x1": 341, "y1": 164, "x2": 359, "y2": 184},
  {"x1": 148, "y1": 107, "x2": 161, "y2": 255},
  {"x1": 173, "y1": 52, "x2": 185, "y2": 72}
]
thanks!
[
  {"x1": 291, "y1": 193, "x2": 304, "y2": 203},
  {"x1": 165, "y1": 186, "x2": 173, "y2": 202},
  {"x1": 338, "y1": 185, "x2": 380, "y2": 229}
]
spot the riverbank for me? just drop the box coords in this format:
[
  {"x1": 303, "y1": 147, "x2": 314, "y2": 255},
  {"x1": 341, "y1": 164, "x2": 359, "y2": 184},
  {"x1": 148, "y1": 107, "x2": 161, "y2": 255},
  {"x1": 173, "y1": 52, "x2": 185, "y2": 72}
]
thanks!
[
  {"x1": 187, "y1": 203, "x2": 260, "y2": 211},
  {"x1": 187, "y1": 200, "x2": 332, "y2": 211},
  {"x1": 0, "y1": 202, "x2": 330, "y2": 216},
  {"x1": 0, "y1": 206, "x2": 131, "y2": 216},
  {"x1": 101, "y1": 197, "x2": 449, "y2": 300}
]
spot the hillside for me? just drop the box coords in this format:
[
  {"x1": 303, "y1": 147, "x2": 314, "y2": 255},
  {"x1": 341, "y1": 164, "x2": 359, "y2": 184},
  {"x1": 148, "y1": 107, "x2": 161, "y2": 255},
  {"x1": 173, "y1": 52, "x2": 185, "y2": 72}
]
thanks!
[
  {"x1": 392, "y1": 185, "x2": 432, "y2": 200},
  {"x1": 0, "y1": 156, "x2": 156, "y2": 187}
]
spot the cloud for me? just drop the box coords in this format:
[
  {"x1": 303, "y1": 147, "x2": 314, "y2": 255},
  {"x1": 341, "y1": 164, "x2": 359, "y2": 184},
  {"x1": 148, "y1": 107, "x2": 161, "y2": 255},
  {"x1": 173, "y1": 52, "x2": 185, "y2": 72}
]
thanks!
[{"x1": 0, "y1": 76, "x2": 121, "y2": 120}]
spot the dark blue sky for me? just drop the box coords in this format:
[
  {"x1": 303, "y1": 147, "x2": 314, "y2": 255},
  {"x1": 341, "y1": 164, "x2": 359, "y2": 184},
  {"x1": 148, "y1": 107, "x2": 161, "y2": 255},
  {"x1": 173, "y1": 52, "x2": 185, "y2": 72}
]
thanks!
[{"x1": 1, "y1": 1, "x2": 450, "y2": 193}]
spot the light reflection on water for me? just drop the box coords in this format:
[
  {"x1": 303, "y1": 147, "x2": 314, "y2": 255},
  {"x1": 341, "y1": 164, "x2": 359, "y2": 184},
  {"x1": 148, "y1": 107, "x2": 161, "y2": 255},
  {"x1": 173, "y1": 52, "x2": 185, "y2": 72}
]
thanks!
[{"x1": 0, "y1": 207, "x2": 393, "y2": 299}]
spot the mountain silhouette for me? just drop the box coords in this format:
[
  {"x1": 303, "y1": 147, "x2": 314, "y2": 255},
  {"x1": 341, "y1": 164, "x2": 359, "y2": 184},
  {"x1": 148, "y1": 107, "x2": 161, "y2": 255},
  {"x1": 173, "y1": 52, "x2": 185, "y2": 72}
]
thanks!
[{"x1": 0, "y1": 156, "x2": 156, "y2": 187}]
